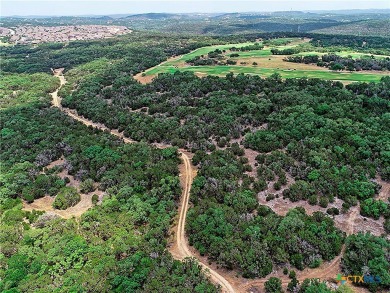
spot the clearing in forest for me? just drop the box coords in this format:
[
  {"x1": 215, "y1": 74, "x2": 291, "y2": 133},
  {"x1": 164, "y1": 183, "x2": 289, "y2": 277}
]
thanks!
[{"x1": 136, "y1": 37, "x2": 390, "y2": 83}]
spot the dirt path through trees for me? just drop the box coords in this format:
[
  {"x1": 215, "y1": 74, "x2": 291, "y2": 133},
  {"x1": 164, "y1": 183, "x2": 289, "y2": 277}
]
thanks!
[
  {"x1": 49, "y1": 70, "x2": 235, "y2": 292},
  {"x1": 48, "y1": 70, "x2": 368, "y2": 293}
]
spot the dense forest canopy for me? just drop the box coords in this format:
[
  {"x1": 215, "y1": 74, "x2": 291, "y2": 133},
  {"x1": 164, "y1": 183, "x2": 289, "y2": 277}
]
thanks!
[
  {"x1": 1, "y1": 23, "x2": 389, "y2": 293},
  {"x1": 0, "y1": 99, "x2": 218, "y2": 292}
]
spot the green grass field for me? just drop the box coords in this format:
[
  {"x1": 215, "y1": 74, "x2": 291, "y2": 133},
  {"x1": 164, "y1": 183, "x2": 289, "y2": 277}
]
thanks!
[
  {"x1": 169, "y1": 38, "x2": 305, "y2": 63},
  {"x1": 142, "y1": 38, "x2": 390, "y2": 83},
  {"x1": 164, "y1": 42, "x2": 256, "y2": 65},
  {"x1": 146, "y1": 65, "x2": 385, "y2": 82}
]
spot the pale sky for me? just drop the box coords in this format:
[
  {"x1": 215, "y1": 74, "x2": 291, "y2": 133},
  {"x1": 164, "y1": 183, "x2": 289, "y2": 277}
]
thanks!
[{"x1": 1, "y1": 0, "x2": 389, "y2": 17}]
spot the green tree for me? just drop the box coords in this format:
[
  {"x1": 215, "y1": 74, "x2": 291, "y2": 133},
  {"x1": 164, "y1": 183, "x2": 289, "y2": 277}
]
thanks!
[
  {"x1": 265, "y1": 277, "x2": 283, "y2": 293},
  {"x1": 53, "y1": 187, "x2": 80, "y2": 210}
]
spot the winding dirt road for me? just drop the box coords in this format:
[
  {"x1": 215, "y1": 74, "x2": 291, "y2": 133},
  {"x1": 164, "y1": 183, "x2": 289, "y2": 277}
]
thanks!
[
  {"x1": 50, "y1": 69, "x2": 234, "y2": 292},
  {"x1": 172, "y1": 152, "x2": 235, "y2": 292},
  {"x1": 49, "y1": 69, "x2": 370, "y2": 293}
]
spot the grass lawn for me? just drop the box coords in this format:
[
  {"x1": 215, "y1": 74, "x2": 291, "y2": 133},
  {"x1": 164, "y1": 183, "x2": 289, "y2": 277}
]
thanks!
[
  {"x1": 146, "y1": 65, "x2": 386, "y2": 82},
  {"x1": 165, "y1": 42, "x2": 257, "y2": 65},
  {"x1": 141, "y1": 38, "x2": 389, "y2": 83}
]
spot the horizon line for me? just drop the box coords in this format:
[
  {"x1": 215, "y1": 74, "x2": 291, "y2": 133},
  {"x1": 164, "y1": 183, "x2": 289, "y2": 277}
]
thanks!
[{"x1": 2, "y1": 8, "x2": 390, "y2": 18}]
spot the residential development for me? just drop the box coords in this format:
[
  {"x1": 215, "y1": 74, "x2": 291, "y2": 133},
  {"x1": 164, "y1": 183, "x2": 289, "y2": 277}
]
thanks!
[{"x1": 0, "y1": 25, "x2": 130, "y2": 44}]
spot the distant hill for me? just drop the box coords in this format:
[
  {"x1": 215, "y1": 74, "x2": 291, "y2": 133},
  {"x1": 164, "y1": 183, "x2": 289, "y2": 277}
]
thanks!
[
  {"x1": 212, "y1": 13, "x2": 271, "y2": 19},
  {"x1": 124, "y1": 13, "x2": 180, "y2": 20},
  {"x1": 2, "y1": 10, "x2": 389, "y2": 37},
  {"x1": 314, "y1": 19, "x2": 390, "y2": 37},
  {"x1": 307, "y1": 9, "x2": 390, "y2": 15}
]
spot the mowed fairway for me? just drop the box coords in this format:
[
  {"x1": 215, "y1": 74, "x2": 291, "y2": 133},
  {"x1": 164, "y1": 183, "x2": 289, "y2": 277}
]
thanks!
[{"x1": 138, "y1": 38, "x2": 390, "y2": 83}]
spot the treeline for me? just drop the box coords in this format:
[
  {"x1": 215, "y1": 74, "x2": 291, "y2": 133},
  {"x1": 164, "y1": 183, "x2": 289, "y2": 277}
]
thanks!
[
  {"x1": 0, "y1": 32, "x2": 235, "y2": 74},
  {"x1": 2, "y1": 32, "x2": 389, "y2": 289},
  {"x1": 271, "y1": 48, "x2": 299, "y2": 55},
  {"x1": 186, "y1": 49, "x2": 223, "y2": 66},
  {"x1": 186, "y1": 49, "x2": 237, "y2": 66},
  {"x1": 0, "y1": 33, "x2": 224, "y2": 291},
  {"x1": 284, "y1": 54, "x2": 390, "y2": 71},
  {"x1": 230, "y1": 42, "x2": 264, "y2": 51},
  {"x1": 310, "y1": 34, "x2": 390, "y2": 55},
  {"x1": 1, "y1": 32, "x2": 308, "y2": 75},
  {"x1": 270, "y1": 34, "x2": 390, "y2": 56},
  {"x1": 244, "y1": 82, "x2": 389, "y2": 210}
]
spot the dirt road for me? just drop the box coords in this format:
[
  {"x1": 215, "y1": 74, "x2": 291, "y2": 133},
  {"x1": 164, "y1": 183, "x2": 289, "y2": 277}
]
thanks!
[
  {"x1": 49, "y1": 70, "x2": 369, "y2": 293},
  {"x1": 172, "y1": 152, "x2": 235, "y2": 292},
  {"x1": 50, "y1": 70, "x2": 235, "y2": 292},
  {"x1": 50, "y1": 68, "x2": 66, "y2": 107}
]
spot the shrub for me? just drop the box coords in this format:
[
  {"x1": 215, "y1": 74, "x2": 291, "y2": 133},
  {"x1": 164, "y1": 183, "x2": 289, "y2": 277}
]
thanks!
[
  {"x1": 384, "y1": 218, "x2": 390, "y2": 233},
  {"x1": 244, "y1": 130, "x2": 281, "y2": 153},
  {"x1": 274, "y1": 181, "x2": 281, "y2": 191},
  {"x1": 278, "y1": 173, "x2": 287, "y2": 185},
  {"x1": 257, "y1": 205, "x2": 273, "y2": 216},
  {"x1": 283, "y1": 181, "x2": 312, "y2": 202},
  {"x1": 289, "y1": 270, "x2": 296, "y2": 279},
  {"x1": 253, "y1": 179, "x2": 267, "y2": 192},
  {"x1": 309, "y1": 258, "x2": 322, "y2": 268},
  {"x1": 327, "y1": 207, "x2": 340, "y2": 216},
  {"x1": 319, "y1": 197, "x2": 329, "y2": 208},
  {"x1": 23, "y1": 193, "x2": 34, "y2": 203},
  {"x1": 217, "y1": 137, "x2": 227, "y2": 148},
  {"x1": 25, "y1": 210, "x2": 45, "y2": 223},
  {"x1": 360, "y1": 198, "x2": 388, "y2": 220},
  {"x1": 2, "y1": 209, "x2": 24, "y2": 225},
  {"x1": 80, "y1": 178, "x2": 95, "y2": 193},
  {"x1": 265, "y1": 277, "x2": 283, "y2": 293},
  {"x1": 92, "y1": 194, "x2": 99, "y2": 205},
  {"x1": 308, "y1": 195, "x2": 317, "y2": 205},
  {"x1": 53, "y1": 187, "x2": 80, "y2": 210},
  {"x1": 266, "y1": 194, "x2": 275, "y2": 201},
  {"x1": 291, "y1": 254, "x2": 304, "y2": 270},
  {"x1": 287, "y1": 277, "x2": 299, "y2": 292}
]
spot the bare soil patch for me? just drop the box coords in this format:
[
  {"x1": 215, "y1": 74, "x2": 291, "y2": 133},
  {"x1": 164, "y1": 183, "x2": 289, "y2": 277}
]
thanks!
[
  {"x1": 258, "y1": 187, "x2": 386, "y2": 237},
  {"x1": 135, "y1": 74, "x2": 155, "y2": 84},
  {"x1": 22, "y1": 157, "x2": 103, "y2": 219},
  {"x1": 374, "y1": 175, "x2": 390, "y2": 201}
]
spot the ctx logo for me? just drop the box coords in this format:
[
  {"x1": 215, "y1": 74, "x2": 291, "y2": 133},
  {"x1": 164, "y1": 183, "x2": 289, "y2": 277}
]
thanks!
[{"x1": 336, "y1": 274, "x2": 381, "y2": 285}]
